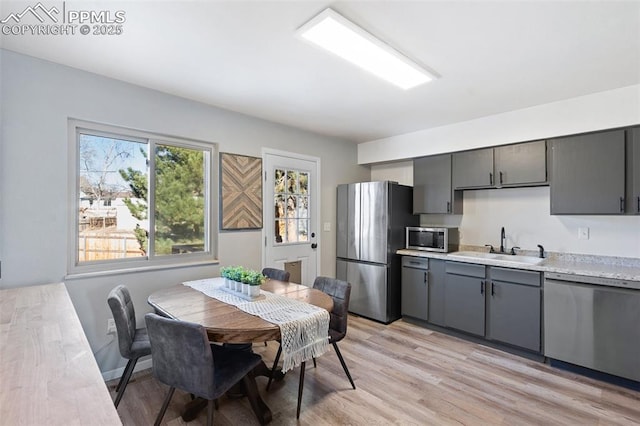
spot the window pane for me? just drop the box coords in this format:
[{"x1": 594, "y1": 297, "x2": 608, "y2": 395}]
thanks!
[
  {"x1": 154, "y1": 144, "x2": 206, "y2": 256},
  {"x1": 78, "y1": 133, "x2": 148, "y2": 262},
  {"x1": 298, "y1": 219, "x2": 309, "y2": 242},
  {"x1": 297, "y1": 196, "x2": 309, "y2": 218},
  {"x1": 275, "y1": 220, "x2": 284, "y2": 243},
  {"x1": 287, "y1": 170, "x2": 298, "y2": 193},
  {"x1": 286, "y1": 195, "x2": 297, "y2": 218},
  {"x1": 285, "y1": 219, "x2": 297, "y2": 243},
  {"x1": 274, "y1": 195, "x2": 285, "y2": 219},
  {"x1": 274, "y1": 169, "x2": 285, "y2": 193},
  {"x1": 299, "y1": 172, "x2": 308, "y2": 194}
]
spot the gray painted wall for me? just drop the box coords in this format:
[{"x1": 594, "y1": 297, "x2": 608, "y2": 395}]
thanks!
[{"x1": 0, "y1": 49, "x2": 370, "y2": 374}]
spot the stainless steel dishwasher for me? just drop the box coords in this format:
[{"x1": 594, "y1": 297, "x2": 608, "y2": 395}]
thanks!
[{"x1": 544, "y1": 272, "x2": 640, "y2": 382}]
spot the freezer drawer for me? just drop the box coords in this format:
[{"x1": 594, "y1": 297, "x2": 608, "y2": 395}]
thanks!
[
  {"x1": 337, "y1": 259, "x2": 391, "y2": 323},
  {"x1": 544, "y1": 279, "x2": 640, "y2": 381}
]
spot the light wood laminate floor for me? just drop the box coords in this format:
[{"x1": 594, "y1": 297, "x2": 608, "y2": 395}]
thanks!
[{"x1": 109, "y1": 315, "x2": 640, "y2": 425}]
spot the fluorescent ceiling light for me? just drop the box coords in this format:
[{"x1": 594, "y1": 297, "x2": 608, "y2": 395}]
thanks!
[{"x1": 297, "y1": 8, "x2": 436, "y2": 90}]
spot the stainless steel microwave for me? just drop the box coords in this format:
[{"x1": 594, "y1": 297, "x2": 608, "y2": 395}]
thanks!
[{"x1": 406, "y1": 227, "x2": 459, "y2": 253}]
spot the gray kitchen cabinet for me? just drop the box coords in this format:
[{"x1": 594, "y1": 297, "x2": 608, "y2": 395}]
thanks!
[
  {"x1": 413, "y1": 154, "x2": 462, "y2": 214},
  {"x1": 401, "y1": 257, "x2": 429, "y2": 320},
  {"x1": 494, "y1": 140, "x2": 547, "y2": 186},
  {"x1": 444, "y1": 261, "x2": 486, "y2": 336},
  {"x1": 428, "y1": 259, "x2": 446, "y2": 326},
  {"x1": 452, "y1": 148, "x2": 494, "y2": 189},
  {"x1": 486, "y1": 267, "x2": 541, "y2": 352},
  {"x1": 628, "y1": 127, "x2": 640, "y2": 214},
  {"x1": 550, "y1": 129, "x2": 626, "y2": 214},
  {"x1": 453, "y1": 140, "x2": 547, "y2": 190}
]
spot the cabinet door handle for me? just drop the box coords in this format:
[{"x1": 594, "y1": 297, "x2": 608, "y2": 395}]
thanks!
[
  {"x1": 489, "y1": 172, "x2": 493, "y2": 186},
  {"x1": 620, "y1": 197, "x2": 625, "y2": 213},
  {"x1": 424, "y1": 272, "x2": 428, "y2": 284},
  {"x1": 491, "y1": 282, "x2": 495, "y2": 296},
  {"x1": 637, "y1": 196, "x2": 639, "y2": 213},
  {"x1": 480, "y1": 280, "x2": 485, "y2": 295},
  {"x1": 446, "y1": 201, "x2": 451, "y2": 213},
  {"x1": 499, "y1": 171, "x2": 503, "y2": 185}
]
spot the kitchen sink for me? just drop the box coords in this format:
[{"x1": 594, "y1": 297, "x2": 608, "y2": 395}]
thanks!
[{"x1": 448, "y1": 251, "x2": 545, "y2": 265}]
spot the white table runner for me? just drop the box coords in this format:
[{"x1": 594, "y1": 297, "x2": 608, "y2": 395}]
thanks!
[{"x1": 183, "y1": 277, "x2": 329, "y2": 372}]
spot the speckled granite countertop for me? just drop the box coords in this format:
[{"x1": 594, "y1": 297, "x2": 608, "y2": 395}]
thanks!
[{"x1": 396, "y1": 248, "x2": 640, "y2": 282}]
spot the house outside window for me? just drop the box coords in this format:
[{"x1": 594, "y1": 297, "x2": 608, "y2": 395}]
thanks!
[{"x1": 68, "y1": 119, "x2": 218, "y2": 275}]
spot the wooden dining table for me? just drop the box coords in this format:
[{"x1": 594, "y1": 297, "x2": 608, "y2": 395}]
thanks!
[{"x1": 147, "y1": 279, "x2": 333, "y2": 424}]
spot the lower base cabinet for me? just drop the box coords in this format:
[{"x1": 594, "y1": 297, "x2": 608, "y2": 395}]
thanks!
[
  {"x1": 401, "y1": 257, "x2": 429, "y2": 320},
  {"x1": 487, "y1": 268, "x2": 541, "y2": 352},
  {"x1": 402, "y1": 257, "x2": 542, "y2": 353},
  {"x1": 444, "y1": 260, "x2": 542, "y2": 353},
  {"x1": 444, "y1": 262, "x2": 486, "y2": 336}
]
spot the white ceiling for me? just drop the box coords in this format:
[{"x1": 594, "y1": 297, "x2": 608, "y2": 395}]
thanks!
[{"x1": 2, "y1": 1, "x2": 639, "y2": 143}]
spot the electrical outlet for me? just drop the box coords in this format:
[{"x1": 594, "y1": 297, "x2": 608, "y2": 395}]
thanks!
[
  {"x1": 107, "y1": 319, "x2": 116, "y2": 335},
  {"x1": 578, "y1": 227, "x2": 590, "y2": 240},
  {"x1": 323, "y1": 222, "x2": 331, "y2": 232}
]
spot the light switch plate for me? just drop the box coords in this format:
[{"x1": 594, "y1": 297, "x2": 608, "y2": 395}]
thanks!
[
  {"x1": 578, "y1": 227, "x2": 589, "y2": 240},
  {"x1": 323, "y1": 222, "x2": 331, "y2": 232}
]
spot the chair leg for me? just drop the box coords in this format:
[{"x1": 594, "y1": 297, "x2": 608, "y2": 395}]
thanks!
[
  {"x1": 333, "y1": 342, "x2": 355, "y2": 390},
  {"x1": 154, "y1": 386, "x2": 175, "y2": 426},
  {"x1": 114, "y1": 357, "x2": 138, "y2": 408},
  {"x1": 312, "y1": 357, "x2": 317, "y2": 368},
  {"x1": 114, "y1": 358, "x2": 135, "y2": 393},
  {"x1": 206, "y1": 399, "x2": 215, "y2": 426},
  {"x1": 296, "y1": 361, "x2": 306, "y2": 419},
  {"x1": 266, "y1": 344, "x2": 282, "y2": 391}
]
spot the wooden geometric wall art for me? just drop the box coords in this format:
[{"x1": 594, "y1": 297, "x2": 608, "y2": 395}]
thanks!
[{"x1": 220, "y1": 153, "x2": 263, "y2": 230}]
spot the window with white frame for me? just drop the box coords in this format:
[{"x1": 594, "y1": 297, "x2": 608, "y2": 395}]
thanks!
[{"x1": 69, "y1": 120, "x2": 217, "y2": 275}]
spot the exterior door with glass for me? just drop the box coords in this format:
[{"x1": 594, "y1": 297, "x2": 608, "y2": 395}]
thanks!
[{"x1": 263, "y1": 150, "x2": 319, "y2": 286}]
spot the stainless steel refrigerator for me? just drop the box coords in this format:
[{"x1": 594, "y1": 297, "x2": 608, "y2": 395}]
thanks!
[{"x1": 336, "y1": 181, "x2": 418, "y2": 324}]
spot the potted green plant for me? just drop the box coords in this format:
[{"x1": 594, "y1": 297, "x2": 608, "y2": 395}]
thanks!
[
  {"x1": 246, "y1": 271, "x2": 265, "y2": 297},
  {"x1": 220, "y1": 266, "x2": 265, "y2": 297}
]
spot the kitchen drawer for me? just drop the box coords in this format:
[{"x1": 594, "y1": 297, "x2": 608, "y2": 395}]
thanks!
[
  {"x1": 445, "y1": 261, "x2": 485, "y2": 278},
  {"x1": 402, "y1": 257, "x2": 429, "y2": 269},
  {"x1": 491, "y1": 267, "x2": 541, "y2": 287}
]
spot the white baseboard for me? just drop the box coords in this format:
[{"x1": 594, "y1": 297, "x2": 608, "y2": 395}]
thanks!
[{"x1": 102, "y1": 357, "x2": 152, "y2": 382}]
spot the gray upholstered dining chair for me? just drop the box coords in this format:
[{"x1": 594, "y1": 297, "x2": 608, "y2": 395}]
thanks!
[
  {"x1": 262, "y1": 267, "x2": 290, "y2": 282},
  {"x1": 267, "y1": 276, "x2": 355, "y2": 418},
  {"x1": 145, "y1": 313, "x2": 263, "y2": 426},
  {"x1": 107, "y1": 285, "x2": 152, "y2": 408}
]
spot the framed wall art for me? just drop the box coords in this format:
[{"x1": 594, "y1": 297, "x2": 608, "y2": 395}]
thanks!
[{"x1": 219, "y1": 153, "x2": 263, "y2": 230}]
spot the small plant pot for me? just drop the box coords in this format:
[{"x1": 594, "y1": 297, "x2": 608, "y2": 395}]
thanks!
[
  {"x1": 248, "y1": 285, "x2": 260, "y2": 297},
  {"x1": 234, "y1": 280, "x2": 242, "y2": 292},
  {"x1": 224, "y1": 278, "x2": 232, "y2": 289}
]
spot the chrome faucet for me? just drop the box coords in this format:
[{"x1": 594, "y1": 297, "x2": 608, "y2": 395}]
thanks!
[{"x1": 500, "y1": 227, "x2": 506, "y2": 253}]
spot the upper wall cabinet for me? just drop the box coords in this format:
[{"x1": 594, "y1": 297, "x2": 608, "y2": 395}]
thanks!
[
  {"x1": 550, "y1": 129, "x2": 626, "y2": 215},
  {"x1": 452, "y1": 140, "x2": 547, "y2": 190},
  {"x1": 452, "y1": 148, "x2": 493, "y2": 189},
  {"x1": 627, "y1": 126, "x2": 640, "y2": 215},
  {"x1": 413, "y1": 154, "x2": 462, "y2": 214}
]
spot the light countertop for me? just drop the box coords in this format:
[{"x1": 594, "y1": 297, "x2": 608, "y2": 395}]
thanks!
[{"x1": 397, "y1": 249, "x2": 640, "y2": 282}]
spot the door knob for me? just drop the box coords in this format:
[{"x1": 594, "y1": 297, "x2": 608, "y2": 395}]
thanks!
[{"x1": 311, "y1": 243, "x2": 318, "y2": 249}]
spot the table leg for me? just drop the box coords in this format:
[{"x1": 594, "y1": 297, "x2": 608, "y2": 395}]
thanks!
[
  {"x1": 223, "y1": 343, "x2": 276, "y2": 424},
  {"x1": 243, "y1": 373, "x2": 272, "y2": 425}
]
